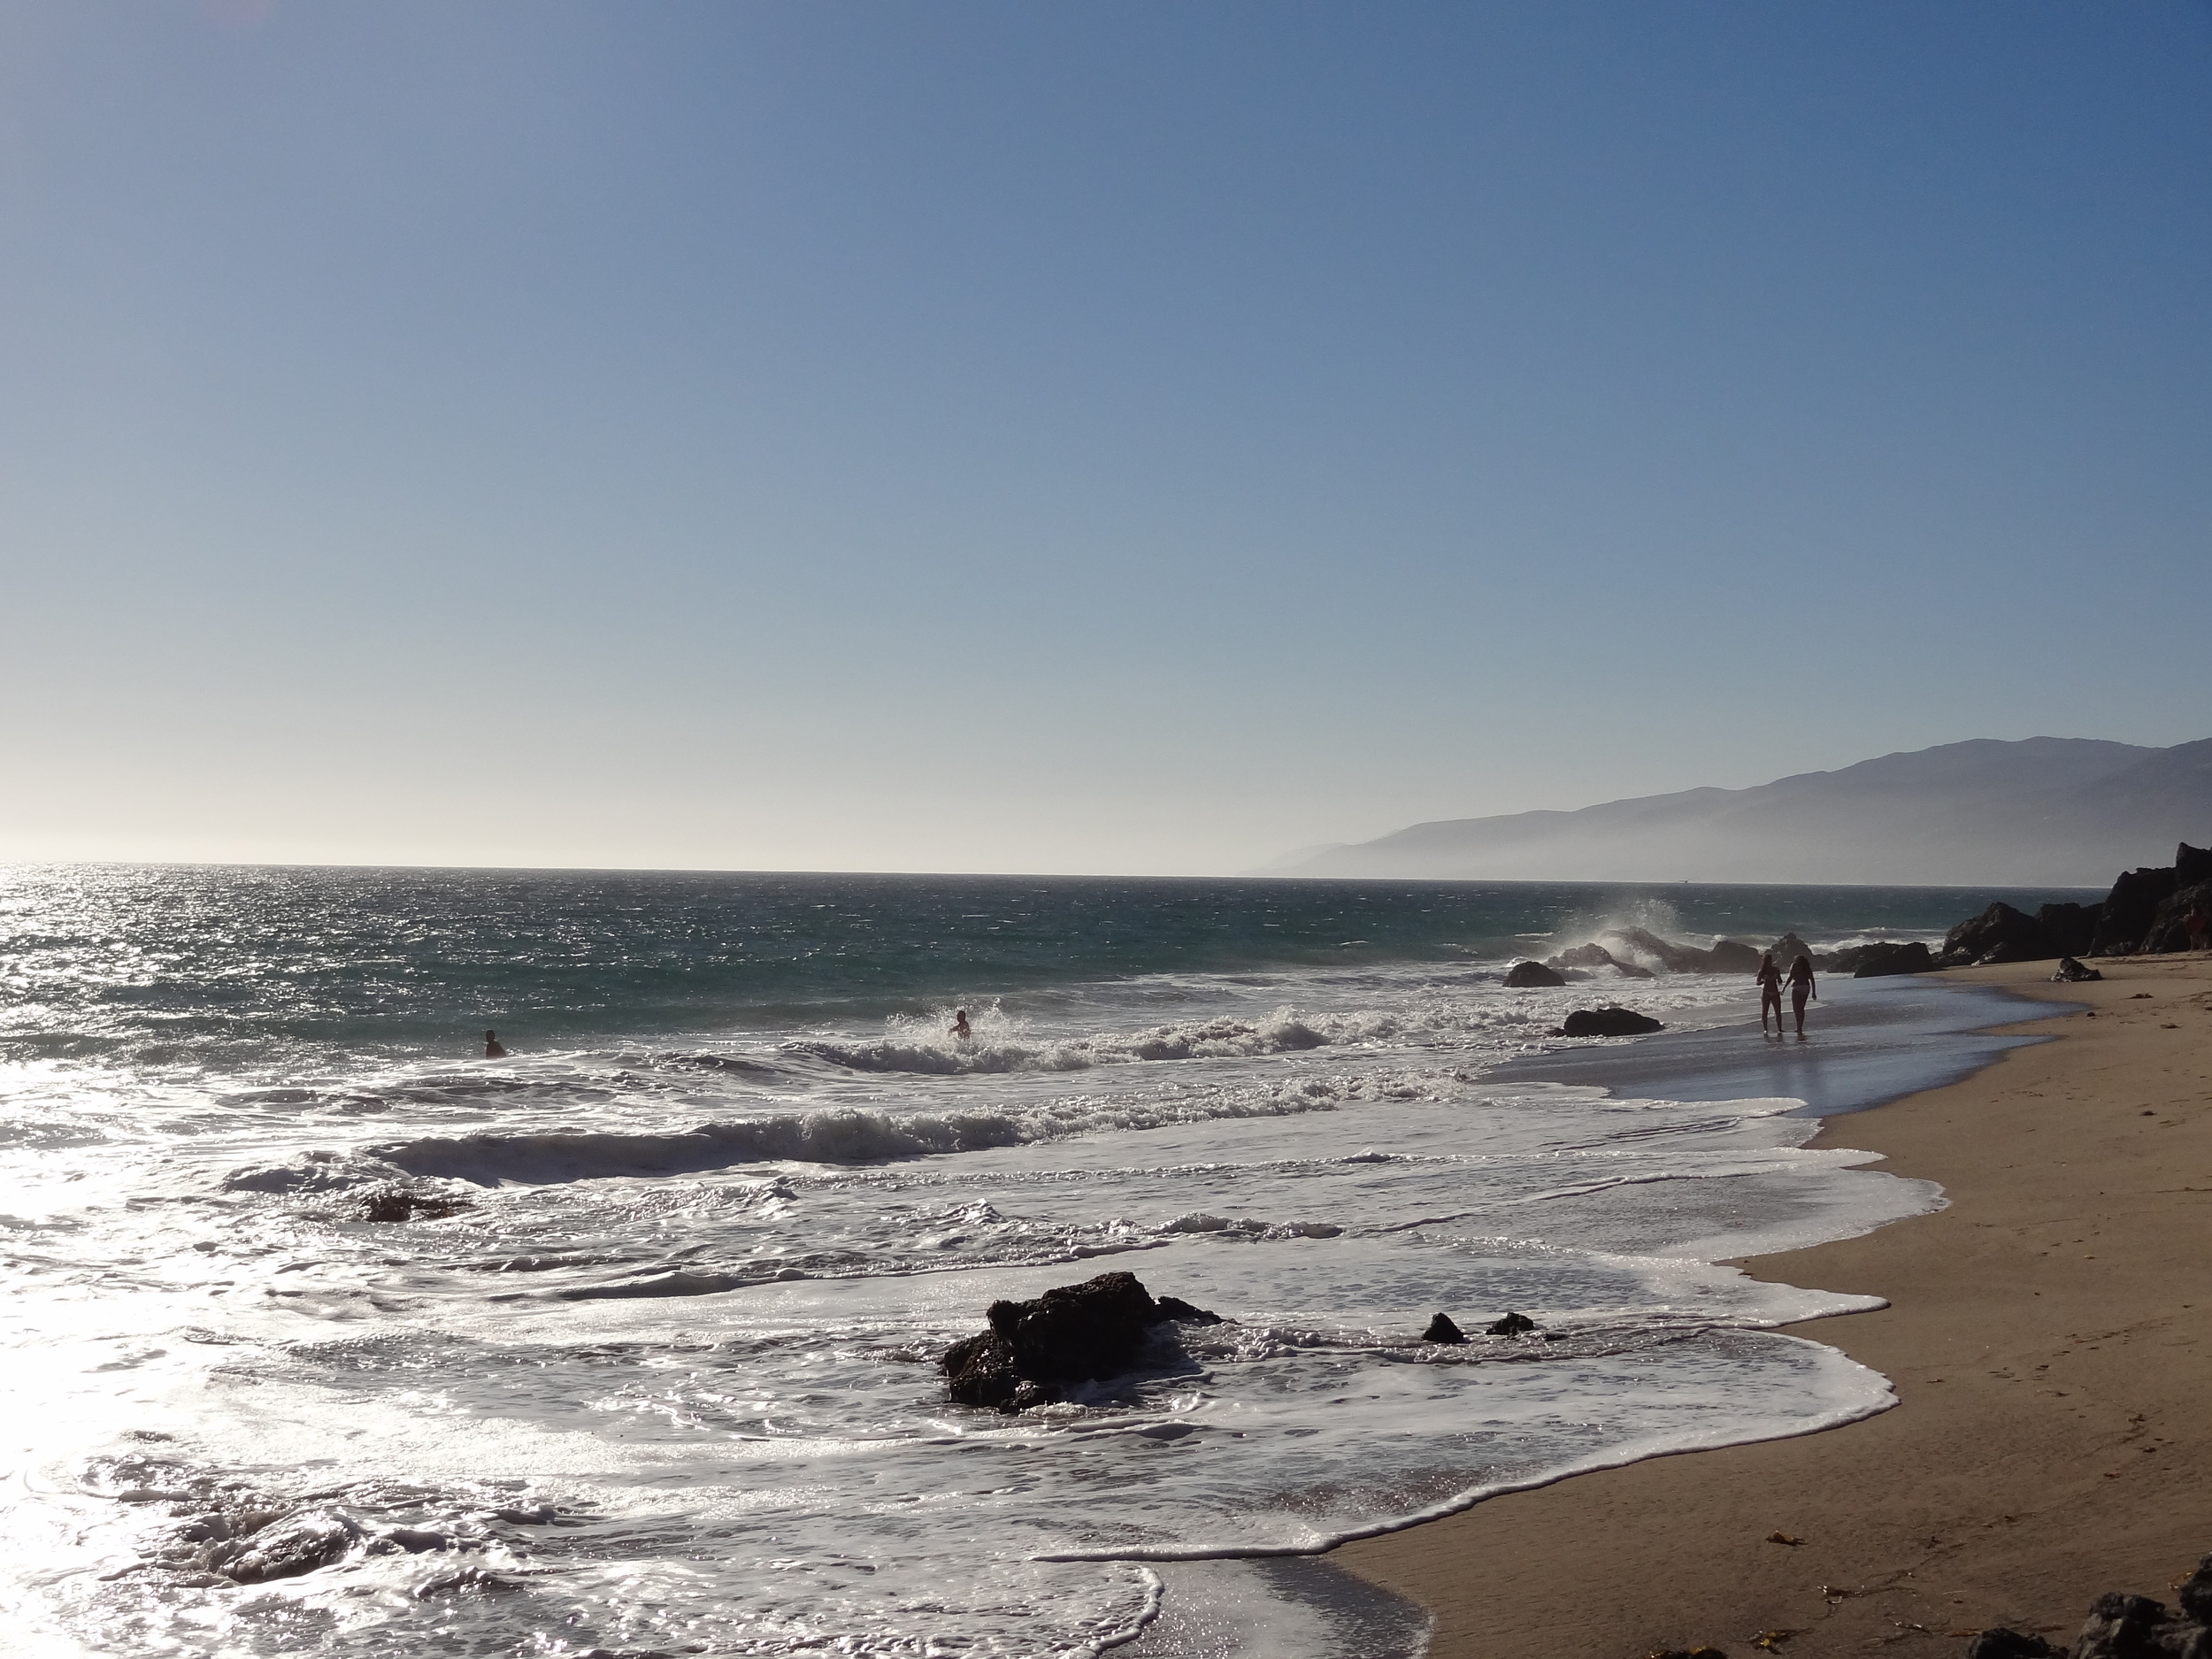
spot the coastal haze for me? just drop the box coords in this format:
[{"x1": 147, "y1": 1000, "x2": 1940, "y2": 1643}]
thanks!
[{"x1": 1272, "y1": 736, "x2": 2212, "y2": 887}]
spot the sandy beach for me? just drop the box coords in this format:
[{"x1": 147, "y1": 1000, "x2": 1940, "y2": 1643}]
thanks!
[{"x1": 1340, "y1": 954, "x2": 2212, "y2": 1657}]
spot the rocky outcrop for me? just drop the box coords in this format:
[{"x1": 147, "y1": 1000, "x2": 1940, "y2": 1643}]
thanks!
[
  {"x1": 2089, "y1": 866, "x2": 2181, "y2": 956},
  {"x1": 1557, "y1": 1007, "x2": 1664, "y2": 1038},
  {"x1": 2178, "y1": 841, "x2": 2212, "y2": 887},
  {"x1": 941, "y1": 1271, "x2": 1217, "y2": 1413},
  {"x1": 1423, "y1": 1313, "x2": 1466, "y2": 1344},
  {"x1": 1504, "y1": 959, "x2": 1566, "y2": 987},
  {"x1": 1939, "y1": 902, "x2": 2055, "y2": 967},
  {"x1": 1968, "y1": 1550, "x2": 2212, "y2": 1658},
  {"x1": 2039, "y1": 901, "x2": 2103, "y2": 958},
  {"x1": 2139, "y1": 879, "x2": 2212, "y2": 955}
]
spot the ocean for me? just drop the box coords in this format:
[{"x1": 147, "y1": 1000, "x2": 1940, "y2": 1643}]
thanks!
[{"x1": 0, "y1": 866, "x2": 2081, "y2": 1658}]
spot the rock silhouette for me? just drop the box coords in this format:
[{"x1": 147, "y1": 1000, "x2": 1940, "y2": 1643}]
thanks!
[
  {"x1": 1486, "y1": 1311, "x2": 1538, "y2": 1336},
  {"x1": 1505, "y1": 959, "x2": 1566, "y2": 987},
  {"x1": 941, "y1": 1271, "x2": 1217, "y2": 1413},
  {"x1": 1557, "y1": 1007, "x2": 1664, "y2": 1038},
  {"x1": 1422, "y1": 1313, "x2": 1467, "y2": 1344}
]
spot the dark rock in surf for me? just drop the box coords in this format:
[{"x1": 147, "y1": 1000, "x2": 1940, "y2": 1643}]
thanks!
[
  {"x1": 1423, "y1": 1313, "x2": 1467, "y2": 1344},
  {"x1": 1504, "y1": 959, "x2": 1566, "y2": 988},
  {"x1": 1558, "y1": 1007, "x2": 1664, "y2": 1038},
  {"x1": 209, "y1": 1509, "x2": 363, "y2": 1583},
  {"x1": 1838, "y1": 941, "x2": 1935, "y2": 978},
  {"x1": 944, "y1": 1271, "x2": 1200, "y2": 1413},
  {"x1": 1486, "y1": 1311, "x2": 1538, "y2": 1336},
  {"x1": 2053, "y1": 956, "x2": 2103, "y2": 983},
  {"x1": 351, "y1": 1183, "x2": 470, "y2": 1223},
  {"x1": 1153, "y1": 1296, "x2": 1224, "y2": 1325},
  {"x1": 1548, "y1": 943, "x2": 1620, "y2": 971},
  {"x1": 1770, "y1": 933, "x2": 1817, "y2": 967},
  {"x1": 1706, "y1": 939, "x2": 1763, "y2": 973},
  {"x1": 1604, "y1": 927, "x2": 1708, "y2": 973},
  {"x1": 1610, "y1": 958, "x2": 1657, "y2": 979}
]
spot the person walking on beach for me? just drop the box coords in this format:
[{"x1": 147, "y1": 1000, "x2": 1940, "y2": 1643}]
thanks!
[
  {"x1": 1787, "y1": 954, "x2": 1817, "y2": 1038},
  {"x1": 2187, "y1": 903, "x2": 2212, "y2": 954},
  {"x1": 484, "y1": 1029, "x2": 507, "y2": 1058},
  {"x1": 1755, "y1": 952, "x2": 1784, "y2": 1034}
]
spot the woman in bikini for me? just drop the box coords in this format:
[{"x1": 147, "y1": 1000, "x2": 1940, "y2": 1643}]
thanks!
[
  {"x1": 1786, "y1": 952, "x2": 1817, "y2": 1038},
  {"x1": 1755, "y1": 951, "x2": 1784, "y2": 1034}
]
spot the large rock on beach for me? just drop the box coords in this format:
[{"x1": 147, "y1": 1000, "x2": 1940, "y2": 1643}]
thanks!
[
  {"x1": 1939, "y1": 902, "x2": 2053, "y2": 967},
  {"x1": 1557, "y1": 1007, "x2": 1664, "y2": 1038},
  {"x1": 941, "y1": 1271, "x2": 1213, "y2": 1413},
  {"x1": 2089, "y1": 865, "x2": 2180, "y2": 956},
  {"x1": 2139, "y1": 879, "x2": 2212, "y2": 955},
  {"x1": 2053, "y1": 956, "x2": 2102, "y2": 982},
  {"x1": 2037, "y1": 901, "x2": 2103, "y2": 959},
  {"x1": 1770, "y1": 933, "x2": 1816, "y2": 967},
  {"x1": 1504, "y1": 959, "x2": 1565, "y2": 987}
]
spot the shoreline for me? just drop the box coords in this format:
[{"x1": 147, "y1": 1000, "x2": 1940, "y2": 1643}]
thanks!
[{"x1": 1336, "y1": 955, "x2": 2212, "y2": 1657}]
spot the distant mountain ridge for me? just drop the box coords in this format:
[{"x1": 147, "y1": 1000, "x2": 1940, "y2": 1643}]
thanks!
[{"x1": 1277, "y1": 737, "x2": 2212, "y2": 887}]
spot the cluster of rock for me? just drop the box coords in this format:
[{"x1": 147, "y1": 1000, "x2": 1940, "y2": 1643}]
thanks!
[
  {"x1": 1967, "y1": 1551, "x2": 2212, "y2": 1658},
  {"x1": 1934, "y1": 841, "x2": 2212, "y2": 968},
  {"x1": 941, "y1": 1271, "x2": 1222, "y2": 1413},
  {"x1": 1423, "y1": 1310, "x2": 1540, "y2": 1341}
]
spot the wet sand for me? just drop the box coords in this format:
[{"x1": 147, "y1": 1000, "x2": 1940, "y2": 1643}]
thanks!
[{"x1": 1338, "y1": 956, "x2": 2212, "y2": 1658}]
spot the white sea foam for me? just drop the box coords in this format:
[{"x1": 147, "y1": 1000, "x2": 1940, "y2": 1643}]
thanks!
[{"x1": 1, "y1": 949, "x2": 1958, "y2": 1658}]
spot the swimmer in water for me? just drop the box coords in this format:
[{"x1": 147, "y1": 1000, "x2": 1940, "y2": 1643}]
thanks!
[
  {"x1": 950, "y1": 1010, "x2": 972, "y2": 1042},
  {"x1": 484, "y1": 1029, "x2": 507, "y2": 1058}
]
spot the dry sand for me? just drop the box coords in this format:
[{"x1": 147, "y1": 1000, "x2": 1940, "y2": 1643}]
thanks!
[{"x1": 1338, "y1": 956, "x2": 2212, "y2": 1658}]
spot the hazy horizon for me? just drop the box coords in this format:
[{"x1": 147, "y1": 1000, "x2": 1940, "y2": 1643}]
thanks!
[{"x1": 5, "y1": 3, "x2": 2209, "y2": 875}]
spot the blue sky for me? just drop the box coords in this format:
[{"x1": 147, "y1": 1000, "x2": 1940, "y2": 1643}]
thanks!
[{"x1": 4, "y1": 1, "x2": 2208, "y2": 872}]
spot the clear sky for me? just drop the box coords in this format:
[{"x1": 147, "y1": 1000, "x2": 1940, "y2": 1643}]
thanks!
[{"x1": 4, "y1": 1, "x2": 2208, "y2": 874}]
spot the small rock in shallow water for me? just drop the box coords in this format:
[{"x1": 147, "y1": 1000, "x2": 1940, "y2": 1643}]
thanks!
[
  {"x1": 1504, "y1": 959, "x2": 1565, "y2": 987},
  {"x1": 1559, "y1": 1007, "x2": 1664, "y2": 1038},
  {"x1": 1422, "y1": 1313, "x2": 1466, "y2": 1344},
  {"x1": 1151, "y1": 1296, "x2": 1224, "y2": 1325},
  {"x1": 1486, "y1": 1311, "x2": 1538, "y2": 1336}
]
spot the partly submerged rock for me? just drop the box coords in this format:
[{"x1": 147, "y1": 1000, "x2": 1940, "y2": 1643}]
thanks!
[
  {"x1": 1486, "y1": 1311, "x2": 1538, "y2": 1336},
  {"x1": 1422, "y1": 1313, "x2": 1467, "y2": 1344},
  {"x1": 1770, "y1": 933, "x2": 1817, "y2": 967},
  {"x1": 2053, "y1": 956, "x2": 2103, "y2": 982},
  {"x1": 1548, "y1": 942, "x2": 1619, "y2": 971},
  {"x1": 1708, "y1": 939, "x2": 1764, "y2": 974},
  {"x1": 942, "y1": 1271, "x2": 1214, "y2": 1412},
  {"x1": 351, "y1": 1183, "x2": 470, "y2": 1223},
  {"x1": 1504, "y1": 959, "x2": 1566, "y2": 988},
  {"x1": 1153, "y1": 1296, "x2": 1224, "y2": 1325},
  {"x1": 1557, "y1": 1007, "x2": 1664, "y2": 1038},
  {"x1": 208, "y1": 1509, "x2": 363, "y2": 1583},
  {"x1": 1835, "y1": 941, "x2": 1935, "y2": 978}
]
